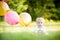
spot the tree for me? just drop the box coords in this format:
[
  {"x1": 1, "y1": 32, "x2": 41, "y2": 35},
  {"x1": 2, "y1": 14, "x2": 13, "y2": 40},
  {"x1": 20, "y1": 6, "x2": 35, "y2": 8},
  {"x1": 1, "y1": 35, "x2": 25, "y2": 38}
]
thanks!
[
  {"x1": 8, "y1": 0, "x2": 28, "y2": 14},
  {"x1": 7, "y1": 0, "x2": 60, "y2": 21}
]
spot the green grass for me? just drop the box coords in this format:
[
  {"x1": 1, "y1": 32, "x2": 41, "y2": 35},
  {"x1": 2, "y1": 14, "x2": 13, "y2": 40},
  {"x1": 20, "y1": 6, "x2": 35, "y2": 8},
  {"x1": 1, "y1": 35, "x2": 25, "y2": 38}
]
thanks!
[
  {"x1": 0, "y1": 31, "x2": 60, "y2": 40},
  {"x1": 0, "y1": 21, "x2": 60, "y2": 40}
]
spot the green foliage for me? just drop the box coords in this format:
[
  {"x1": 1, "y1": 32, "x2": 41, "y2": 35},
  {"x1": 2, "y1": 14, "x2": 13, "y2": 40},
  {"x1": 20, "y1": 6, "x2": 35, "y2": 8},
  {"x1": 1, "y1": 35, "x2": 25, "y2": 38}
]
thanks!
[
  {"x1": 8, "y1": 0, "x2": 28, "y2": 14},
  {"x1": 7, "y1": 0, "x2": 60, "y2": 21},
  {"x1": 0, "y1": 16, "x2": 4, "y2": 21},
  {"x1": 26, "y1": 0, "x2": 60, "y2": 20}
]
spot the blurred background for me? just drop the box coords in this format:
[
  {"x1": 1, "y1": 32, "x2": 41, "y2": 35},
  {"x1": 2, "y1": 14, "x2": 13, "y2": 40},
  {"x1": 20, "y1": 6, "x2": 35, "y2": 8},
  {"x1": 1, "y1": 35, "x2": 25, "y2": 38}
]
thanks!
[
  {"x1": 0, "y1": 0, "x2": 60, "y2": 21},
  {"x1": 0, "y1": 0, "x2": 60, "y2": 40}
]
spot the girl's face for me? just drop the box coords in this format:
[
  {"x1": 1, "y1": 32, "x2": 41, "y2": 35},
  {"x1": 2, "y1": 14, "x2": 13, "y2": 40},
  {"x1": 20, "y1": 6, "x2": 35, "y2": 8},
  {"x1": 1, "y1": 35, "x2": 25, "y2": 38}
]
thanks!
[{"x1": 36, "y1": 20, "x2": 44, "y2": 26}]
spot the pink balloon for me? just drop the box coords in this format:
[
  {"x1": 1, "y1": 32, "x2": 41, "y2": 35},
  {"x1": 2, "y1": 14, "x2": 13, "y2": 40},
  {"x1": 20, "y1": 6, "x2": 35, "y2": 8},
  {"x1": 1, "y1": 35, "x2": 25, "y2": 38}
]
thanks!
[{"x1": 4, "y1": 10, "x2": 19, "y2": 25}]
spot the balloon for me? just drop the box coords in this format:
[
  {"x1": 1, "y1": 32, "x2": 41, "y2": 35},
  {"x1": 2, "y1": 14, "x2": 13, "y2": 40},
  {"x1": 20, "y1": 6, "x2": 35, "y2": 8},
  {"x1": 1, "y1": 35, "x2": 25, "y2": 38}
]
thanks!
[
  {"x1": 19, "y1": 12, "x2": 32, "y2": 26},
  {"x1": 4, "y1": 10, "x2": 19, "y2": 25},
  {"x1": 4, "y1": 0, "x2": 8, "y2": 3},
  {"x1": 0, "y1": 2, "x2": 10, "y2": 16},
  {"x1": 3, "y1": 2, "x2": 10, "y2": 10}
]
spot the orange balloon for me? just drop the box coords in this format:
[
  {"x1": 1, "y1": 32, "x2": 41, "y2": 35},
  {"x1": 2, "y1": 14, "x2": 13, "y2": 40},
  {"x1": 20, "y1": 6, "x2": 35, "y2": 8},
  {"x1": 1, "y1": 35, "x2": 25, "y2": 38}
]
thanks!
[
  {"x1": 19, "y1": 12, "x2": 32, "y2": 27},
  {"x1": 0, "y1": 1, "x2": 10, "y2": 16}
]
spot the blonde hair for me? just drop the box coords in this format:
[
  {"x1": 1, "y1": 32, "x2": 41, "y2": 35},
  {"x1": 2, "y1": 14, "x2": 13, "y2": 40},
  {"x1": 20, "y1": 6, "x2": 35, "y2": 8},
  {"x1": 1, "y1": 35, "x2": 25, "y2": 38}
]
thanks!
[{"x1": 36, "y1": 17, "x2": 44, "y2": 22}]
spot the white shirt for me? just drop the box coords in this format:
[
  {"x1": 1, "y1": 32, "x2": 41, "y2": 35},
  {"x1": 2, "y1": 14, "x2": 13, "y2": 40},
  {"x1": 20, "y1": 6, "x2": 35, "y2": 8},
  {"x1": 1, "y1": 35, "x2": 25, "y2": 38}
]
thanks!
[{"x1": 35, "y1": 26, "x2": 48, "y2": 35}]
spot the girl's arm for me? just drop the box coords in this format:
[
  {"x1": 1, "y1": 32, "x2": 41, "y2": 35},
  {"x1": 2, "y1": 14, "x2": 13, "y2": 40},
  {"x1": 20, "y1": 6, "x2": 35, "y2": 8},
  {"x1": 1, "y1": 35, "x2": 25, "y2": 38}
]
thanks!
[{"x1": 41, "y1": 27, "x2": 48, "y2": 35}]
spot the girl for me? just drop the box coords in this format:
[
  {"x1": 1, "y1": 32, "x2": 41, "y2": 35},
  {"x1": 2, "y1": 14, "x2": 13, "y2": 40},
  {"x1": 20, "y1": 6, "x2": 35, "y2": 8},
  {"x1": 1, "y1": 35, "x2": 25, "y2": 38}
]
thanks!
[{"x1": 35, "y1": 17, "x2": 48, "y2": 35}]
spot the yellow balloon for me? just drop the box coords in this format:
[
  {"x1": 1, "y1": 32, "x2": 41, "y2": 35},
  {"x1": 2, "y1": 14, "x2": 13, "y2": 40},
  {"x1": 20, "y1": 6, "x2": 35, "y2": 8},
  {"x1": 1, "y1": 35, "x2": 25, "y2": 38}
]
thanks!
[
  {"x1": 19, "y1": 12, "x2": 32, "y2": 27},
  {"x1": 0, "y1": 1, "x2": 10, "y2": 16}
]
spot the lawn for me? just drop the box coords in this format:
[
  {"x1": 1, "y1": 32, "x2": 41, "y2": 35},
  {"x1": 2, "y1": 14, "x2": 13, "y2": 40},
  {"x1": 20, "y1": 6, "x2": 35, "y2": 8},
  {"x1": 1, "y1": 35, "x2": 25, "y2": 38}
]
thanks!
[
  {"x1": 0, "y1": 31, "x2": 60, "y2": 40},
  {"x1": 0, "y1": 21, "x2": 60, "y2": 40}
]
